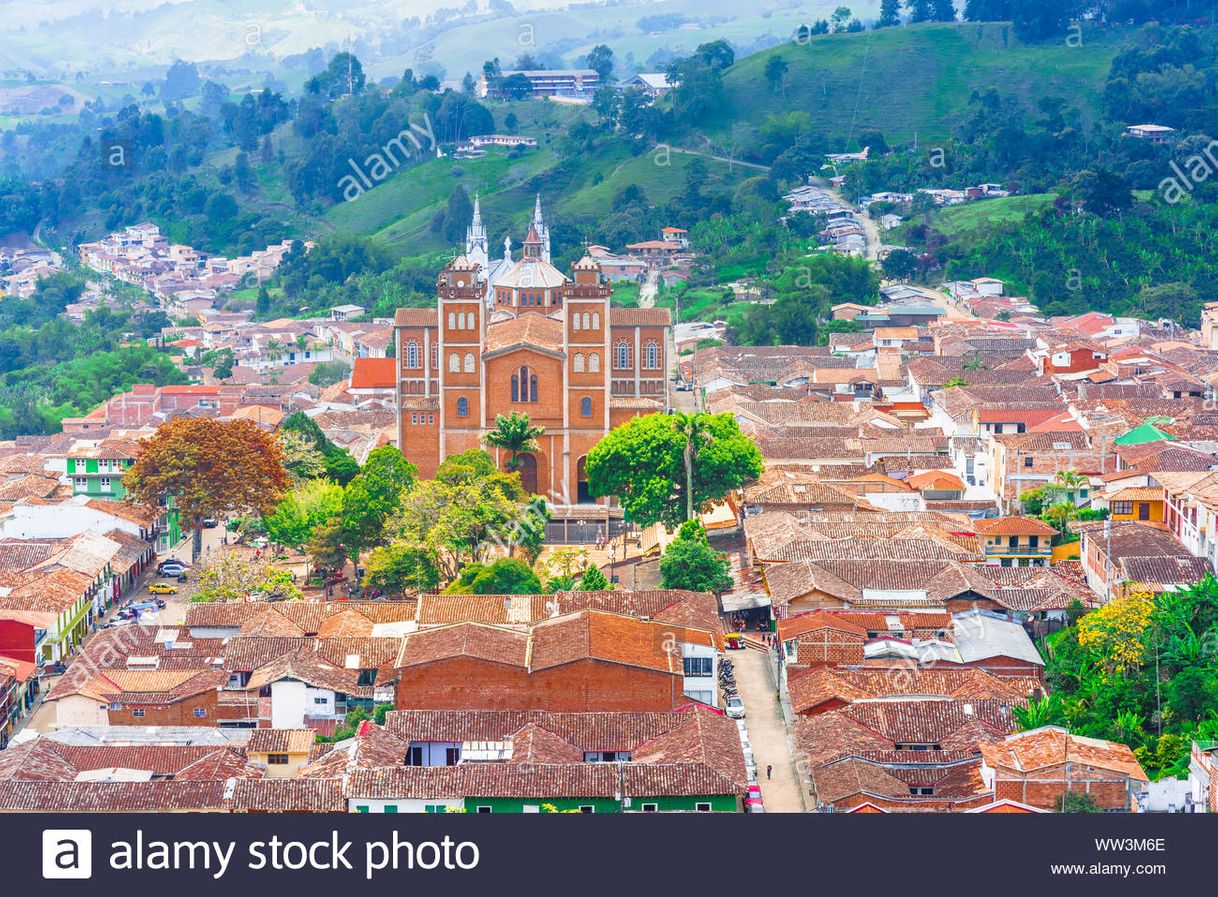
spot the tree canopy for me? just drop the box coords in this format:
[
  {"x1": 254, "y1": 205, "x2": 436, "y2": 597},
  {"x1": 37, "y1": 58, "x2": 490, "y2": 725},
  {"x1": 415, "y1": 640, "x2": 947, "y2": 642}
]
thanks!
[
  {"x1": 586, "y1": 412, "x2": 763, "y2": 528},
  {"x1": 123, "y1": 418, "x2": 290, "y2": 527}
]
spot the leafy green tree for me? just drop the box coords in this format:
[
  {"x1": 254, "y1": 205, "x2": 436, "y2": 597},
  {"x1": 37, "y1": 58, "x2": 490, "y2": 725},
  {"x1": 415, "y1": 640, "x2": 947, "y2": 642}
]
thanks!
[
  {"x1": 280, "y1": 411, "x2": 359, "y2": 484},
  {"x1": 659, "y1": 521, "x2": 734, "y2": 594},
  {"x1": 578, "y1": 565, "x2": 611, "y2": 591},
  {"x1": 878, "y1": 0, "x2": 901, "y2": 25},
  {"x1": 764, "y1": 56, "x2": 789, "y2": 94},
  {"x1": 363, "y1": 542, "x2": 442, "y2": 596},
  {"x1": 394, "y1": 451, "x2": 547, "y2": 579},
  {"x1": 587, "y1": 412, "x2": 763, "y2": 527},
  {"x1": 882, "y1": 248, "x2": 919, "y2": 282},
  {"x1": 337, "y1": 445, "x2": 417, "y2": 570},
  {"x1": 586, "y1": 44, "x2": 615, "y2": 81},
  {"x1": 307, "y1": 517, "x2": 348, "y2": 572},
  {"x1": 263, "y1": 478, "x2": 344, "y2": 551},
  {"x1": 468, "y1": 557, "x2": 542, "y2": 594}
]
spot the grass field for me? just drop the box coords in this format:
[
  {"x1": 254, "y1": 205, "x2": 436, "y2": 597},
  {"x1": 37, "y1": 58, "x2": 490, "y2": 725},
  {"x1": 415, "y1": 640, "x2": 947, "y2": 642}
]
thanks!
[
  {"x1": 710, "y1": 23, "x2": 1121, "y2": 146},
  {"x1": 931, "y1": 192, "x2": 1057, "y2": 237}
]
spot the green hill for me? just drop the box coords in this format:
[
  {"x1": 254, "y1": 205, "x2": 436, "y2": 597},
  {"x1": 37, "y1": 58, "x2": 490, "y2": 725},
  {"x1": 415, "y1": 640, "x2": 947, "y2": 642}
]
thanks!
[
  {"x1": 709, "y1": 23, "x2": 1121, "y2": 146},
  {"x1": 321, "y1": 140, "x2": 752, "y2": 255}
]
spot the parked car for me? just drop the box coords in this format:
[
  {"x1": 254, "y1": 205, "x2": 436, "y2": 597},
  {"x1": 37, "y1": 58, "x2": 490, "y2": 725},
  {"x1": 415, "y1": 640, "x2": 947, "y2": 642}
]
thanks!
[
  {"x1": 725, "y1": 696, "x2": 745, "y2": 719},
  {"x1": 158, "y1": 562, "x2": 189, "y2": 576},
  {"x1": 148, "y1": 583, "x2": 177, "y2": 595},
  {"x1": 745, "y1": 783, "x2": 765, "y2": 813},
  {"x1": 157, "y1": 559, "x2": 190, "y2": 573},
  {"x1": 202, "y1": 517, "x2": 219, "y2": 528}
]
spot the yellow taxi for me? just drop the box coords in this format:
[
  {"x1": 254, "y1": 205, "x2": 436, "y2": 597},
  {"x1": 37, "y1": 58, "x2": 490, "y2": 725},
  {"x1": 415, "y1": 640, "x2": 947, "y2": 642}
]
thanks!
[{"x1": 148, "y1": 582, "x2": 178, "y2": 595}]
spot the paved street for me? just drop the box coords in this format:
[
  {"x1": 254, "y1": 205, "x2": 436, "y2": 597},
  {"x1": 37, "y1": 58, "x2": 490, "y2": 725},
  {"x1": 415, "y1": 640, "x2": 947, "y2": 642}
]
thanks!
[{"x1": 732, "y1": 648, "x2": 805, "y2": 813}]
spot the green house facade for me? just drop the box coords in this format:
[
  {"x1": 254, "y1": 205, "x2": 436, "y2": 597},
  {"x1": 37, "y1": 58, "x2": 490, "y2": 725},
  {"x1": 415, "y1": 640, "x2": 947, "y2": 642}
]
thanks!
[{"x1": 66, "y1": 454, "x2": 182, "y2": 552}]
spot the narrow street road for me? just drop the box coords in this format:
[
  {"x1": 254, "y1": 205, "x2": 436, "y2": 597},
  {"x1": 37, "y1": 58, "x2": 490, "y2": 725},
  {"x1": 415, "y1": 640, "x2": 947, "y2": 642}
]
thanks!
[{"x1": 733, "y1": 649, "x2": 805, "y2": 812}]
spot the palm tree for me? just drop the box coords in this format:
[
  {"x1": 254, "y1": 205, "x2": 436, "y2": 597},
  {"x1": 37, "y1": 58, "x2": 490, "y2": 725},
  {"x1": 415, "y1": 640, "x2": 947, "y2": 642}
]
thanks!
[
  {"x1": 483, "y1": 412, "x2": 544, "y2": 472},
  {"x1": 672, "y1": 412, "x2": 711, "y2": 522},
  {"x1": 1051, "y1": 468, "x2": 1087, "y2": 503},
  {"x1": 1014, "y1": 693, "x2": 1064, "y2": 731}
]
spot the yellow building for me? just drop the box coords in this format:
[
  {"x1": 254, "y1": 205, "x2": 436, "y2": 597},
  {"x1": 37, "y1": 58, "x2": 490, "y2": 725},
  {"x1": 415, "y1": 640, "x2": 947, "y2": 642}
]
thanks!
[
  {"x1": 1107, "y1": 486, "x2": 1164, "y2": 523},
  {"x1": 246, "y1": 728, "x2": 315, "y2": 778}
]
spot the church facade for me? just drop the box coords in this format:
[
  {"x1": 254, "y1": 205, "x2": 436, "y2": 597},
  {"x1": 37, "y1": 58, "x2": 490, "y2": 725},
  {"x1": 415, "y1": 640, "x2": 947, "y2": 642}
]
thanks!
[{"x1": 393, "y1": 198, "x2": 671, "y2": 527}]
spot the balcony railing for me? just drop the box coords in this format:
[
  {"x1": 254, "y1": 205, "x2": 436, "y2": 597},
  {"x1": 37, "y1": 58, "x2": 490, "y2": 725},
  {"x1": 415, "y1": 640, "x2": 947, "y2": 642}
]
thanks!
[{"x1": 986, "y1": 545, "x2": 1052, "y2": 556}]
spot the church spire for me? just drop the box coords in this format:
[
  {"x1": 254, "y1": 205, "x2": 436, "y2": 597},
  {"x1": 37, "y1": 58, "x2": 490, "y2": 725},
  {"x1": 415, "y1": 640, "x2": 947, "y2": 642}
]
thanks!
[
  {"x1": 530, "y1": 194, "x2": 551, "y2": 263},
  {"x1": 465, "y1": 193, "x2": 488, "y2": 271}
]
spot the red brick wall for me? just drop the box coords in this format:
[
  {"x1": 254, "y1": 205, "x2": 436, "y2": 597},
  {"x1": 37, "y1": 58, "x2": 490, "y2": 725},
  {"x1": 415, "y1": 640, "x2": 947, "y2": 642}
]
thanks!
[
  {"x1": 994, "y1": 763, "x2": 1132, "y2": 811},
  {"x1": 111, "y1": 691, "x2": 219, "y2": 726},
  {"x1": 395, "y1": 657, "x2": 682, "y2": 712}
]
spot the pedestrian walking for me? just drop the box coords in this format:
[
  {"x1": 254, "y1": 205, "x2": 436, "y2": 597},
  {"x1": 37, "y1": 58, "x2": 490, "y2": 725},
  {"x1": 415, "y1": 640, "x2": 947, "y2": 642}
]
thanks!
[{"x1": 766, "y1": 764, "x2": 772, "y2": 780}]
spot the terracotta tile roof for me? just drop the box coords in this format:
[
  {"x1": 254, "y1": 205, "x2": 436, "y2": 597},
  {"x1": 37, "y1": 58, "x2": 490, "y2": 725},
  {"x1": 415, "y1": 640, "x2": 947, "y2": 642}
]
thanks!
[
  {"x1": 347, "y1": 762, "x2": 742, "y2": 801},
  {"x1": 788, "y1": 667, "x2": 1032, "y2": 715},
  {"x1": 383, "y1": 709, "x2": 694, "y2": 750},
  {"x1": 84, "y1": 498, "x2": 162, "y2": 527},
  {"x1": 484, "y1": 312, "x2": 564, "y2": 354},
  {"x1": 394, "y1": 308, "x2": 437, "y2": 327},
  {"x1": 229, "y1": 779, "x2": 347, "y2": 812},
  {"x1": 906, "y1": 470, "x2": 966, "y2": 492},
  {"x1": 0, "y1": 781, "x2": 231, "y2": 811},
  {"x1": 246, "y1": 729, "x2": 316, "y2": 755},
  {"x1": 974, "y1": 516, "x2": 1059, "y2": 537},
  {"x1": 398, "y1": 622, "x2": 529, "y2": 668},
  {"x1": 609, "y1": 307, "x2": 672, "y2": 327},
  {"x1": 350, "y1": 357, "x2": 396, "y2": 390},
  {"x1": 979, "y1": 727, "x2": 1147, "y2": 781}
]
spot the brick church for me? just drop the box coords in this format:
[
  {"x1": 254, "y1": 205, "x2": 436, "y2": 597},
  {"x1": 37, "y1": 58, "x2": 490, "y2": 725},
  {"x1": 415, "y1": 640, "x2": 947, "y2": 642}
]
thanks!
[{"x1": 394, "y1": 197, "x2": 671, "y2": 533}]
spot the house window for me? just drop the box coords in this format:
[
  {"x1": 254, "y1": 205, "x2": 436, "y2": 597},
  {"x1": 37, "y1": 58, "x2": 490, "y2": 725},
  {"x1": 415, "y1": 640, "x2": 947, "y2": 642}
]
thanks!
[
  {"x1": 193, "y1": 707, "x2": 207, "y2": 718},
  {"x1": 449, "y1": 353, "x2": 460, "y2": 372},
  {"x1": 356, "y1": 805, "x2": 369, "y2": 814},
  {"x1": 75, "y1": 477, "x2": 87, "y2": 490},
  {"x1": 109, "y1": 702, "x2": 121, "y2": 711},
  {"x1": 645, "y1": 341, "x2": 659, "y2": 369},
  {"x1": 615, "y1": 342, "x2": 630, "y2": 369},
  {"x1": 411, "y1": 414, "x2": 418, "y2": 425},
  {"x1": 909, "y1": 787, "x2": 934, "y2": 796},
  {"x1": 1023, "y1": 457, "x2": 1034, "y2": 468},
  {"x1": 573, "y1": 313, "x2": 581, "y2": 331},
  {"x1": 446, "y1": 747, "x2": 461, "y2": 766},
  {"x1": 132, "y1": 709, "x2": 145, "y2": 718},
  {"x1": 641, "y1": 803, "x2": 658, "y2": 812},
  {"x1": 574, "y1": 353, "x2": 584, "y2": 373},
  {"x1": 578, "y1": 806, "x2": 595, "y2": 813},
  {"x1": 458, "y1": 312, "x2": 466, "y2": 329},
  {"x1": 406, "y1": 341, "x2": 420, "y2": 369},
  {"x1": 683, "y1": 656, "x2": 713, "y2": 676},
  {"x1": 457, "y1": 397, "x2": 469, "y2": 417},
  {"x1": 476, "y1": 806, "x2": 492, "y2": 814},
  {"x1": 588, "y1": 352, "x2": 600, "y2": 373},
  {"x1": 384, "y1": 806, "x2": 399, "y2": 814},
  {"x1": 267, "y1": 753, "x2": 289, "y2": 765},
  {"x1": 314, "y1": 696, "x2": 327, "y2": 705},
  {"x1": 1113, "y1": 501, "x2": 1133, "y2": 516},
  {"x1": 431, "y1": 345, "x2": 438, "y2": 368},
  {"x1": 695, "y1": 802, "x2": 712, "y2": 812},
  {"x1": 448, "y1": 312, "x2": 456, "y2": 329},
  {"x1": 592, "y1": 313, "x2": 600, "y2": 329},
  {"x1": 464, "y1": 353, "x2": 475, "y2": 373},
  {"x1": 100, "y1": 477, "x2": 112, "y2": 491}
]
